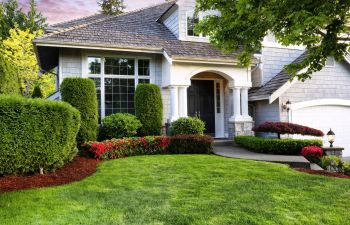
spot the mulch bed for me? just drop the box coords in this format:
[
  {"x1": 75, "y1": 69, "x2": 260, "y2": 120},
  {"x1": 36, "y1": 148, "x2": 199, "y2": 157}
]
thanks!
[
  {"x1": 0, "y1": 157, "x2": 99, "y2": 193},
  {"x1": 295, "y1": 168, "x2": 350, "y2": 179}
]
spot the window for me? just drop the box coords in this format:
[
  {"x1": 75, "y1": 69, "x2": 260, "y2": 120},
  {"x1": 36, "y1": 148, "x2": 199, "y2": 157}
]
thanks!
[
  {"x1": 216, "y1": 82, "x2": 221, "y2": 114},
  {"x1": 187, "y1": 13, "x2": 200, "y2": 37},
  {"x1": 86, "y1": 56, "x2": 151, "y2": 119}
]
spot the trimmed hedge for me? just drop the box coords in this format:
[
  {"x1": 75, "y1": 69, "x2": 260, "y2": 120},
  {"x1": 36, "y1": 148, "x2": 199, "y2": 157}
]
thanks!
[
  {"x1": 135, "y1": 84, "x2": 163, "y2": 136},
  {"x1": 0, "y1": 95, "x2": 81, "y2": 175},
  {"x1": 99, "y1": 113, "x2": 142, "y2": 140},
  {"x1": 253, "y1": 122, "x2": 324, "y2": 137},
  {"x1": 168, "y1": 135, "x2": 213, "y2": 154},
  {"x1": 171, "y1": 117, "x2": 206, "y2": 135},
  {"x1": 234, "y1": 136, "x2": 323, "y2": 155},
  {"x1": 84, "y1": 135, "x2": 213, "y2": 159},
  {"x1": 61, "y1": 78, "x2": 98, "y2": 145}
]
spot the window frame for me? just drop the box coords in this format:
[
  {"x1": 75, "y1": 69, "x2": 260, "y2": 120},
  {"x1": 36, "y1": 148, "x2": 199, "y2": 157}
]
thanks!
[
  {"x1": 83, "y1": 53, "x2": 154, "y2": 119},
  {"x1": 185, "y1": 11, "x2": 207, "y2": 38}
]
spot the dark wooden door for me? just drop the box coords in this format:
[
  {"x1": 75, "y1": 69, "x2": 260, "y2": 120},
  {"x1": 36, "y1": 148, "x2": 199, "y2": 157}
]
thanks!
[{"x1": 188, "y1": 80, "x2": 215, "y2": 135}]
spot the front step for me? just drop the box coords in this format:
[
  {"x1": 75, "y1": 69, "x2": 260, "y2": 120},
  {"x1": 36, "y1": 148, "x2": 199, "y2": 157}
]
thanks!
[{"x1": 213, "y1": 139, "x2": 233, "y2": 147}]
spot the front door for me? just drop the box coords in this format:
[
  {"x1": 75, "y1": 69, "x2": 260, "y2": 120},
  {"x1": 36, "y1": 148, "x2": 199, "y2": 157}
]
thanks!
[{"x1": 188, "y1": 80, "x2": 215, "y2": 135}]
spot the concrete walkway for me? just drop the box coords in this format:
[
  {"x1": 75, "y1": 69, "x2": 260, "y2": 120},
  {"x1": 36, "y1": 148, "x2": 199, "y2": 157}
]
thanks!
[{"x1": 213, "y1": 146, "x2": 311, "y2": 169}]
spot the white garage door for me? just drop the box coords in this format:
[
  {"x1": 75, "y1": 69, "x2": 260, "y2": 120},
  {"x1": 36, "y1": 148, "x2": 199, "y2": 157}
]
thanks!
[{"x1": 292, "y1": 105, "x2": 350, "y2": 157}]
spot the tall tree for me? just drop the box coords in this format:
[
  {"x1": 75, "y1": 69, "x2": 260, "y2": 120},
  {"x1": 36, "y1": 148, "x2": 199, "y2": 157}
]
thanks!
[
  {"x1": 25, "y1": 0, "x2": 47, "y2": 32},
  {"x1": 196, "y1": 0, "x2": 350, "y2": 81},
  {"x1": 98, "y1": 0, "x2": 125, "y2": 15},
  {"x1": 0, "y1": 0, "x2": 27, "y2": 39}
]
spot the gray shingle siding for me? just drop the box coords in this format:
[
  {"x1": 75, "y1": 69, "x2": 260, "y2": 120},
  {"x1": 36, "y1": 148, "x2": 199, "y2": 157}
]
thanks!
[
  {"x1": 164, "y1": 8, "x2": 179, "y2": 38},
  {"x1": 61, "y1": 48, "x2": 82, "y2": 79},
  {"x1": 280, "y1": 60, "x2": 350, "y2": 122},
  {"x1": 253, "y1": 100, "x2": 280, "y2": 126},
  {"x1": 262, "y1": 47, "x2": 304, "y2": 85}
]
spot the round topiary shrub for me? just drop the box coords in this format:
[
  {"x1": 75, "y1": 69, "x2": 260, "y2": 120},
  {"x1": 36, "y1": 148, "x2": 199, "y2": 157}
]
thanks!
[
  {"x1": 61, "y1": 78, "x2": 98, "y2": 145},
  {"x1": 100, "y1": 113, "x2": 142, "y2": 140},
  {"x1": 0, "y1": 95, "x2": 81, "y2": 175},
  {"x1": 135, "y1": 84, "x2": 163, "y2": 136},
  {"x1": 171, "y1": 117, "x2": 206, "y2": 136}
]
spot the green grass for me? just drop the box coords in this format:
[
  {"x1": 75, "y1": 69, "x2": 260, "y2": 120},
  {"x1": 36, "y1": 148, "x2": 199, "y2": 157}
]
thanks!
[{"x1": 1, "y1": 155, "x2": 350, "y2": 225}]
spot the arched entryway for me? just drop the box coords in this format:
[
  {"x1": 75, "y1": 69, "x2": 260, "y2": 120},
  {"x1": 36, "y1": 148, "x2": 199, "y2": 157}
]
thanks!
[{"x1": 188, "y1": 72, "x2": 228, "y2": 137}]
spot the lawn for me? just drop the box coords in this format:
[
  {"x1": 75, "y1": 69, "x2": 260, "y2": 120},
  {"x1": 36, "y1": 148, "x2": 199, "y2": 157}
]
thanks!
[{"x1": 1, "y1": 155, "x2": 350, "y2": 225}]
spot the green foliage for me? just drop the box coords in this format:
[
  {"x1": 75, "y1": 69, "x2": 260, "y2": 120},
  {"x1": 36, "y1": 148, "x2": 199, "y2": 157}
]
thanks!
[
  {"x1": 0, "y1": 0, "x2": 46, "y2": 39},
  {"x1": 171, "y1": 117, "x2": 206, "y2": 135},
  {"x1": 234, "y1": 136, "x2": 323, "y2": 155},
  {"x1": 344, "y1": 163, "x2": 350, "y2": 176},
  {"x1": 31, "y1": 85, "x2": 43, "y2": 98},
  {"x1": 0, "y1": 95, "x2": 80, "y2": 175},
  {"x1": 100, "y1": 113, "x2": 142, "y2": 140},
  {"x1": 168, "y1": 135, "x2": 213, "y2": 154},
  {"x1": 321, "y1": 156, "x2": 346, "y2": 173},
  {"x1": 0, "y1": 52, "x2": 19, "y2": 95},
  {"x1": 61, "y1": 78, "x2": 99, "y2": 145},
  {"x1": 135, "y1": 84, "x2": 163, "y2": 136},
  {"x1": 196, "y1": 0, "x2": 350, "y2": 81},
  {"x1": 98, "y1": 0, "x2": 125, "y2": 15}
]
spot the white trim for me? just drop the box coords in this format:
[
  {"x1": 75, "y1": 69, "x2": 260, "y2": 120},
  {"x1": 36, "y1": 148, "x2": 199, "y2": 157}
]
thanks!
[
  {"x1": 291, "y1": 99, "x2": 350, "y2": 110},
  {"x1": 269, "y1": 67, "x2": 308, "y2": 104},
  {"x1": 58, "y1": 48, "x2": 63, "y2": 85},
  {"x1": 163, "y1": 51, "x2": 173, "y2": 65},
  {"x1": 35, "y1": 42, "x2": 163, "y2": 54}
]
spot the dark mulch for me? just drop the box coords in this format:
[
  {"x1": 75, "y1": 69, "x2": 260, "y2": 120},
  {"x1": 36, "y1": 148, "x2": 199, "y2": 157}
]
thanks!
[
  {"x1": 295, "y1": 168, "x2": 350, "y2": 179},
  {"x1": 0, "y1": 157, "x2": 99, "y2": 193}
]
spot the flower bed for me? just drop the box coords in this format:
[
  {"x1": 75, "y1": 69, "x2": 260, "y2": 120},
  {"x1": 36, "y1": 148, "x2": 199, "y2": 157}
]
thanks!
[
  {"x1": 301, "y1": 146, "x2": 323, "y2": 163},
  {"x1": 253, "y1": 122, "x2": 324, "y2": 137},
  {"x1": 84, "y1": 135, "x2": 213, "y2": 160}
]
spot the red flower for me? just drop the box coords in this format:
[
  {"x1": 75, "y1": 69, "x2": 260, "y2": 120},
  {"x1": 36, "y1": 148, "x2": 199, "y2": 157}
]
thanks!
[{"x1": 301, "y1": 146, "x2": 323, "y2": 159}]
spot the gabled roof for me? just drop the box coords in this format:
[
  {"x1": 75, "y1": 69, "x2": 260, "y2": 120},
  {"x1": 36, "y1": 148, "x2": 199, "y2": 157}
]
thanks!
[
  {"x1": 249, "y1": 52, "x2": 307, "y2": 101},
  {"x1": 35, "y1": 1, "x2": 240, "y2": 62}
]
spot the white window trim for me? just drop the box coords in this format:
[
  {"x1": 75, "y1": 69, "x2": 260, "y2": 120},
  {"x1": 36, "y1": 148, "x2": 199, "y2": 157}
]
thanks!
[
  {"x1": 185, "y1": 11, "x2": 209, "y2": 40},
  {"x1": 82, "y1": 53, "x2": 154, "y2": 119}
]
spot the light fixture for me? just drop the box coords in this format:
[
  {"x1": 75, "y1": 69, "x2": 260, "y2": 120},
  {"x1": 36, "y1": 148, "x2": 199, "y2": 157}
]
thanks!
[
  {"x1": 327, "y1": 129, "x2": 335, "y2": 148},
  {"x1": 282, "y1": 100, "x2": 291, "y2": 112}
]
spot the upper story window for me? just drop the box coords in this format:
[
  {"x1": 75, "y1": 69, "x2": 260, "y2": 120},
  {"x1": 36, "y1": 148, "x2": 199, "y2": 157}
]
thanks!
[
  {"x1": 105, "y1": 58, "x2": 135, "y2": 75},
  {"x1": 186, "y1": 11, "x2": 206, "y2": 38}
]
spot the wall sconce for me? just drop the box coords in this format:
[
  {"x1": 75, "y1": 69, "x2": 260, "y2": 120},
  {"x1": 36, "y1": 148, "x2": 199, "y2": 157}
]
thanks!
[
  {"x1": 327, "y1": 129, "x2": 335, "y2": 148},
  {"x1": 282, "y1": 100, "x2": 291, "y2": 112}
]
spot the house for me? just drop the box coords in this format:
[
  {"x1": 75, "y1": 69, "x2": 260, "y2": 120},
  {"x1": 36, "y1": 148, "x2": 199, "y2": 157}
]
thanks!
[
  {"x1": 34, "y1": 0, "x2": 256, "y2": 139},
  {"x1": 250, "y1": 34, "x2": 350, "y2": 156},
  {"x1": 34, "y1": 0, "x2": 350, "y2": 156}
]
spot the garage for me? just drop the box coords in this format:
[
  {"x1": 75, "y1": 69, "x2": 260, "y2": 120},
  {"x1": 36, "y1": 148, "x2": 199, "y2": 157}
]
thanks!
[{"x1": 291, "y1": 99, "x2": 350, "y2": 157}]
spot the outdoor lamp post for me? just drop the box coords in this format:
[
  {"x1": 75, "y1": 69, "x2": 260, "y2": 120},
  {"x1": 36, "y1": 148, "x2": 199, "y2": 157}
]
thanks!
[
  {"x1": 327, "y1": 129, "x2": 335, "y2": 147},
  {"x1": 282, "y1": 100, "x2": 292, "y2": 112}
]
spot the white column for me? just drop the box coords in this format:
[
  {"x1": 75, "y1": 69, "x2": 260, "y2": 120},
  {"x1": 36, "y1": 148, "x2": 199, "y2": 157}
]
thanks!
[
  {"x1": 178, "y1": 86, "x2": 188, "y2": 118},
  {"x1": 241, "y1": 87, "x2": 253, "y2": 121},
  {"x1": 230, "y1": 87, "x2": 242, "y2": 121},
  {"x1": 170, "y1": 86, "x2": 179, "y2": 121}
]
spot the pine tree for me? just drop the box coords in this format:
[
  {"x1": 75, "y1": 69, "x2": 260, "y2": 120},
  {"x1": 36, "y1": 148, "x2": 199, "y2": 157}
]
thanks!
[
  {"x1": 32, "y1": 85, "x2": 43, "y2": 98},
  {"x1": 25, "y1": 0, "x2": 47, "y2": 33},
  {"x1": 98, "y1": 0, "x2": 125, "y2": 15},
  {"x1": 0, "y1": 0, "x2": 27, "y2": 39}
]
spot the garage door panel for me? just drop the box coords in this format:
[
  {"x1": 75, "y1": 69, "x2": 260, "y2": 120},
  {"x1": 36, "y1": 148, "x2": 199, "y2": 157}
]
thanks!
[{"x1": 292, "y1": 105, "x2": 350, "y2": 157}]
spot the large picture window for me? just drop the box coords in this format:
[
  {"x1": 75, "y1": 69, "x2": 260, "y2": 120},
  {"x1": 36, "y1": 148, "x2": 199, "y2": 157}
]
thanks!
[{"x1": 86, "y1": 56, "x2": 151, "y2": 119}]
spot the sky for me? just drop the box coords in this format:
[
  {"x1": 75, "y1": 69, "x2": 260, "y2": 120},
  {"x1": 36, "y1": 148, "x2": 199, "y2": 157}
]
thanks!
[{"x1": 17, "y1": 0, "x2": 165, "y2": 25}]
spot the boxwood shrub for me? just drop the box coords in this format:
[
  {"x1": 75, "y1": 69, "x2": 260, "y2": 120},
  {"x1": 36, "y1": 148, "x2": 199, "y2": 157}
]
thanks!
[
  {"x1": 99, "y1": 113, "x2": 142, "y2": 140},
  {"x1": 171, "y1": 117, "x2": 206, "y2": 135},
  {"x1": 61, "y1": 78, "x2": 98, "y2": 145},
  {"x1": 0, "y1": 95, "x2": 81, "y2": 175},
  {"x1": 234, "y1": 136, "x2": 323, "y2": 155},
  {"x1": 135, "y1": 84, "x2": 163, "y2": 136}
]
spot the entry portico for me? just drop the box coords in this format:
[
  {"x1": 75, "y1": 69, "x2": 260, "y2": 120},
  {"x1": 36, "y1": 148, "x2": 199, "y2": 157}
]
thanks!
[{"x1": 162, "y1": 59, "x2": 254, "y2": 138}]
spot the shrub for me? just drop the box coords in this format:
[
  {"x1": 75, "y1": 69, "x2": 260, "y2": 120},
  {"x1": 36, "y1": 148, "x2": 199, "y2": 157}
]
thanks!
[
  {"x1": 344, "y1": 163, "x2": 350, "y2": 176},
  {"x1": 168, "y1": 135, "x2": 213, "y2": 154},
  {"x1": 135, "y1": 84, "x2": 163, "y2": 136},
  {"x1": 300, "y1": 146, "x2": 323, "y2": 163},
  {"x1": 253, "y1": 122, "x2": 324, "y2": 138},
  {"x1": 85, "y1": 136, "x2": 170, "y2": 160},
  {"x1": 171, "y1": 117, "x2": 206, "y2": 135},
  {"x1": 32, "y1": 85, "x2": 43, "y2": 98},
  {"x1": 0, "y1": 95, "x2": 81, "y2": 175},
  {"x1": 99, "y1": 113, "x2": 142, "y2": 140},
  {"x1": 321, "y1": 156, "x2": 345, "y2": 173},
  {"x1": 61, "y1": 78, "x2": 98, "y2": 145},
  {"x1": 234, "y1": 136, "x2": 323, "y2": 155}
]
